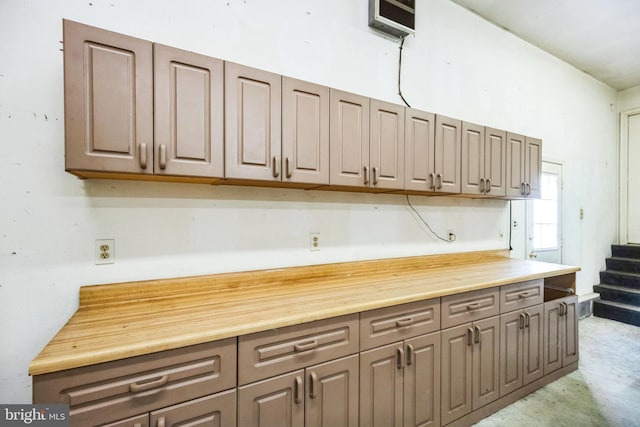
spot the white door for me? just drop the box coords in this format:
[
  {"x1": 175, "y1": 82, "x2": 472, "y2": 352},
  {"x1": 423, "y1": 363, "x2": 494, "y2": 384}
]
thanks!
[
  {"x1": 627, "y1": 113, "x2": 640, "y2": 244},
  {"x1": 526, "y1": 161, "x2": 563, "y2": 263}
]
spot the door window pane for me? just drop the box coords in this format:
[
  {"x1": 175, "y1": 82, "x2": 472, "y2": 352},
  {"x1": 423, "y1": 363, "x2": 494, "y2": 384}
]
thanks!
[{"x1": 533, "y1": 172, "x2": 559, "y2": 250}]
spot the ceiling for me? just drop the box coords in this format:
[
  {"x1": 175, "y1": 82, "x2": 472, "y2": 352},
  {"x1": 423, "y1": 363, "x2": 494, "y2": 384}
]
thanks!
[{"x1": 451, "y1": 0, "x2": 640, "y2": 90}]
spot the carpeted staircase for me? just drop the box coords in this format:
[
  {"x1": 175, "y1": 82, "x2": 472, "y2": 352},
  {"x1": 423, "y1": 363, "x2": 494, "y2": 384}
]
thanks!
[{"x1": 593, "y1": 245, "x2": 640, "y2": 326}]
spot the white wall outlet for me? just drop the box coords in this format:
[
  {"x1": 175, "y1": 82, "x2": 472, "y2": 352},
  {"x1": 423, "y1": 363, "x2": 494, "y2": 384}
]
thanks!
[
  {"x1": 95, "y1": 239, "x2": 115, "y2": 265},
  {"x1": 309, "y1": 232, "x2": 320, "y2": 251}
]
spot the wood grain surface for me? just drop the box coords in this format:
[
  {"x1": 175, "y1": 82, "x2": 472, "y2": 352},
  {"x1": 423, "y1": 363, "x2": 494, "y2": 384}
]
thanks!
[{"x1": 29, "y1": 250, "x2": 579, "y2": 375}]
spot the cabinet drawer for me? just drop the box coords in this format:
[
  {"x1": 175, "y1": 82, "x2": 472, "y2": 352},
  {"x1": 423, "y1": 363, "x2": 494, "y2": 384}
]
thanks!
[
  {"x1": 33, "y1": 338, "x2": 236, "y2": 427},
  {"x1": 360, "y1": 298, "x2": 440, "y2": 350},
  {"x1": 441, "y1": 288, "x2": 499, "y2": 329},
  {"x1": 238, "y1": 314, "x2": 359, "y2": 385},
  {"x1": 500, "y1": 279, "x2": 543, "y2": 313},
  {"x1": 151, "y1": 389, "x2": 236, "y2": 427}
]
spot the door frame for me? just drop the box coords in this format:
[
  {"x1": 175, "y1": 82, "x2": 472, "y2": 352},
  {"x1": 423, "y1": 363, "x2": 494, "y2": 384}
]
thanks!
[{"x1": 619, "y1": 108, "x2": 640, "y2": 244}]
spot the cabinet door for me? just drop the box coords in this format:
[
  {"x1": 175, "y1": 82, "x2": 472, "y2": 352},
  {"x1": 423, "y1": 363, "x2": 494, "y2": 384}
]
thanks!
[
  {"x1": 506, "y1": 132, "x2": 526, "y2": 197},
  {"x1": 543, "y1": 300, "x2": 563, "y2": 375},
  {"x1": 499, "y1": 310, "x2": 523, "y2": 397},
  {"x1": 404, "y1": 108, "x2": 435, "y2": 192},
  {"x1": 360, "y1": 343, "x2": 403, "y2": 427},
  {"x1": 523, "y1": 305, "x2": 544, "y2": 385},
  {"x1": 433, "y1": 115, "x2": 461, "y2": 193},
  {"x1": 238, "y1": 370, "x2": 304, "y2": 427},
  {"x1": 225, "y1": 62, "x2": 282, "y2": 181},
  {"x1": 330, "y1": 89, "x2": 370, "y2": 187},
  {"x1": 306, "y1": 355, "x2": 358, "y2": 427},
  {"x1": 562, "y1": 296, "x2": 579, "y2": 366},
  {"x1": 150, "y1": 389, "x2": 236, "y2": 427},
  {"x1": 63, "y1": 19, "x2": 153, "y2": 175},
  {"x1": 154, "y1": 44, "x2": 223, "y2": 178},
  {"x1": 370, "y1": 99, "x2": 405, "y2": 190},
  {"x1": 484, "y1": 127, "x2": 507, "y2": 197},
  {"x1": 441, "y1": 324, "x2": 472, "y2": 425},
  {"x1": 404, "y1": 332, "x2": 440, "y2": 427},
  {"x1": 102, "y1": 414, "x2": 149, "y2": 427},
  {"x1": 282, "y1": 77, "x2": 330, "y2": 185},
  {"x1": 525, "y1": 137, "x2": 542, "y2": 198},
  {"x1": 460, "y1": 122, "x2": 485, "y2": 196},
  {"x1": 472, "y1": 316, "x2": 500, "y2": 410}
]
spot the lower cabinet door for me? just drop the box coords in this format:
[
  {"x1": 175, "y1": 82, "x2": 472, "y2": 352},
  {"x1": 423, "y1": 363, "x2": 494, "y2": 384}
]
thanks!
[
  {"x1": 472, "y1": 316, "x2": 500, "y2": 410},
  {"x1": 441, "y1": 324, "x2": 472, "y2": 425},
  {"x1": 523, "y1": 305, "x2": 544, "y2": 386},
  {"x1": 360, "y1": 343, "x2": 404, "y2": 427},
  {"x1": 562, "y1": 296, "x2": 579, "y2": 366},
  {"x1": 102, "y1": 414, "x2": 149, "y2": 427},
  {"x1": 150, "y1": 389, "x2": 236, "y2": 427},
  {"x1": 499, "y1": 310, "x2": 524, "y2": 397},
  {"x1": 238, "y1": 371, "x2": 305, "y2": 427},
  {"x1": 306, "y1": 355, "x2": 359, "y2": 427},
  {"x1": 543, "y1": 301, "x2": 563, "y2": 375},
  {"x1": 404, "y1": 332, "x2": 440, "y2": 427}
]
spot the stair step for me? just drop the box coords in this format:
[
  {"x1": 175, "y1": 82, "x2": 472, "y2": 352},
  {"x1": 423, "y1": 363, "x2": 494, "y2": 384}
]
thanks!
[
  {"x1": 593, "y1": 284, "x2": 640, "y2": 305},
  {"x1": 611, "y1": 244, "x2": 640, "y2": 260},
  {"x1": 593, "y1": 299, "x2": 640, "y2": 327},
  {"x1": 599, "y1": 270, "x2": 640, "y2": 290},
  {"x1": 606, "y1": 257, "x2": 640, "y2": 274}
]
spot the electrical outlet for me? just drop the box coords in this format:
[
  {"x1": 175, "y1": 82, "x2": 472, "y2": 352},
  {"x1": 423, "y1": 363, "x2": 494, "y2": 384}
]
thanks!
[
  {"x1": 95, "y1": 239, "x2": 115, "y2": 265},
  {"x1": 309, "y1": 232, "x2": 320, "y2": 251},
  {"x1": 447, "y1": 230, "x2": 456, "y2": 242}
]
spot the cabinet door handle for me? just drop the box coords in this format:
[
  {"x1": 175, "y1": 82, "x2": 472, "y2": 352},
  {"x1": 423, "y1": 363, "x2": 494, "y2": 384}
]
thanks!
[
  {"x1": 139, "y1": 143, "x2": 147, "y2": 169},
  {"x1": 396, "y1": 347, "x2": 405, "y2": 369},
  {"x1": 521, "y1": 182, "x2": 526, "y2": 195},
  {"x1": 272, "y1": 156, "x2": 280, "y2": 178},
  {"x1": 467, "y1": 327, "x2": 474, "y2": 346},
  {"x1": 525, "y1": 312, "x2": 530, "y2": 328},
  {"x1": 436, "y1": 173, "x2": 443, "y2": 190},
  {"x1": 519, "y1": 313, "x2": 525, "y2": 329},
  {"x1": 159, "y1": 144, "x2": 167, "y2": 170},
  {"x1": 485, "y1": 178, "x2": 491, "y2": 193},
  {"x1": 294, "y1": 375, "x2": 303, "y2": 404},
  {"x1": 157, "y1": 417, "x2": 165, "y2": 427},
  {"x1": 480, "y1": 178, "x2": 485, "y2": 194},
  {"x1": 561, "y1": 302, "x2": 568, "y2": 316},
  {"x1": 395, "y1": 317, "x2": 414, "y2": 327},
  {"x1": 406, "y1": 344, "x2": 414, "y2": 366},
  {"x1": 129, "y1": 375, "x2": 169, "y2": 393},
  {"x1": 372, "y1": 167, "x2": 378, "y2": 185},
  {"x1": 285, "y1": 157, "x2": 292, "y2": 179},
  {"x1": 474, "y1": 325, "x2": 481, "y2": 344},
  {"x1": 309, "y1": 371, "x2": 318, "y2": 399},
  {"x1": 429, "y1": 173, "x2": 435, "y2": 190},
  {"x1": 526, "y1": 182, "x2": 531, "y2": 196},
  {"x1": 363, "y1": 166, "x2": 369, "y2": 185},
  {"x1": 467, "y1": 302, "x2": 482, "y2": 311},
  {"x1": 294, "y1": 339, "x2": 318, "y2": 352}
]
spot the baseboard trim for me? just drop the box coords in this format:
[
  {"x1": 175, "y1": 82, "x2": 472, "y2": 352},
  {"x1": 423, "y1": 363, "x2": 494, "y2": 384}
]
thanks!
[{"x1": 445, "y1": 362, "x2": 579, "y2": 427}]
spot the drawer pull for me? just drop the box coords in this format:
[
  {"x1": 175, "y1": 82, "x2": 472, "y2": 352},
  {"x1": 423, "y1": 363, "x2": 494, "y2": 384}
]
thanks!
[
  {"x1": 294, "y1": 375, "x2": 303, "y2": 404},
  {"x1": 395, "y1": 317, "x2": 414, "y2": 328},
  {"x1": 518, "y1": 291, "x2": 531, "y2": 299},
  {"x1": 129, "y1": 375, "x2": 168, "y2": 393},
  {"x1": 467, "y1": 302, "x2": 482, "y2": 311},
  {"x1": 294, "y1": 339, "x2": 319, "y2": 352}
]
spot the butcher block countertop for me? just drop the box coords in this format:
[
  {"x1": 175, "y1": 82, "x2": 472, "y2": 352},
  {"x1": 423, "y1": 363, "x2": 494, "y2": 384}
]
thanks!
[{"x1": 29, "y1": 250, "x2": 579, "y2": 376}]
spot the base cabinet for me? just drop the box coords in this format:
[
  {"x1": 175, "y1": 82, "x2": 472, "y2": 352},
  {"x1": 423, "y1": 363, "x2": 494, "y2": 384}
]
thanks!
[
  {"x1": 544, "y1": 296, "x2": 579, "y2": 375},
  {"x1": 360, "y1": 332, "x2": 440, "y2": 427}
]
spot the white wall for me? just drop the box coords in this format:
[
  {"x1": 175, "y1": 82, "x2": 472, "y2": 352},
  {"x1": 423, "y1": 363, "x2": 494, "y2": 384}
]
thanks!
[
  {"x1": 618, "y1": 84, "x2": 640, "y2": 242},
  {"x1": 0, "y1": 0, "x2": 617, "y2": 403}
]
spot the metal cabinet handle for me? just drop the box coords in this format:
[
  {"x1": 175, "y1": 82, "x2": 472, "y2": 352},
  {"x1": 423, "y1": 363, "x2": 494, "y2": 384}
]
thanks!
[
  {"x1": 480, "y1": 178, "x2": 485, "y2": 194},
  {"x1": 467, "y1": 327, "x2": 474, "y2": 346},
  {"x1": 285, "y1": 157, "x2": 292, "y2": 179},
  {"x1": 157, "y1": 417, "x2": 165, "y2": 427},
  {"x1": 525, "y1": 312, "x2": 530, "y2": 328},
  {"x1": 526, "y1": 182, "x2": 531, "y2": 196},
  {"x1": 474, "y1": 325, "x2": 481, "y2": 344},
  {"x1": 486, "y1": 178, "x2": 491, "y2": 193},
  {"x1": 467, "y1": 302, "x2": 482, "y2": 311},
  {"x1": 272, "y1": 156, "x2": 280, "y2": 178},
  {"x1": 396, "y1": 347, "x2": 405, "y2": 369},
  {"x1": 294, "y1": 375, "x2": 303, "y2": 404},
  {"x1": 363, "y1": 166, "x2": 369, "y2": 185},
  {"x1": 560, "y1": 302, "x2": 568, "y2": 316},
  {"x1": 159, "y1": 144, "x2": 167, "y2": 170},
  {"x1": 309, "y1": 371, "x2": 318, "y2": 399},
  {"x1": 294, "y1": 339, "x2": 318, "y2": 352},
  {"x1": 519, "y1": 291, "x2": 531, "y2": 299},
  {"x1": 519, "y1": 313, "x2": 525, "y2": 329},
  {"x1": 429, "y1": 173, "x2": 435, "y2": 190},
  {"x1": 395, "y1": 317, "x2": 414, "y2": 327},
  {"x1": 139, "y1": 143, "x2": 147, "y2": 169},
  {"x1": 436, "y1": 173, "x2": 443, "y2": 189},
  {"x1": 129, "y1": 375, "x2": 169, "y2": 393},
  {"x1": 406, "y1": 344, "x2": 414, "y2": 366},
  {"x1": 372, "y1": 167, "x2": 378, "y2": 185},
  {"x1": 521, "y1": 182, "x2": 526, "y2": 195}
]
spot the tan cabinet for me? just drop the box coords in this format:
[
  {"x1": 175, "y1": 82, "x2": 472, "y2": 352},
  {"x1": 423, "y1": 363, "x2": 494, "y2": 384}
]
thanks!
[
  {"x1": 282, "y1": 77, "x2": 330, "y2": 185},
  {"x1": 154, "y1": 44, "x2": 224, "y2": 178},
  {"x1": 544, "y1": 296, "x2": 579, "y2": 375},
  {"x1": 461, "y1": 124, "x2": 507, "y2": 197},
  {"x1": 441, "y1": 316, "x2": 500, "y2": 425},
  {"x1": 506, "y1": 132, "x2": 542, "y2": 198},
  {"x1": 360, "y1": 332, "x2": 441, "y2": 427},
  {"x1": 499, "y1": 304, "x2": 544, "y2": 397},
  {"x1": 369, "y1": 99, "x2": 405, "y2": 190},
  {"x1": 32, "y1": 339, "x2": 236, "y2": 426},
  {"x1": 225, "y1": 62, "x2": 282, "y2": 182},
  {"x1": 433, "y1": 115, "x2": 462, "y2": 193},
  {"x1": 150, "y1": 389, "x2": 236, "y2": 427},
  {"x1": 63, "y1": 19, "x2": 153, "y2": 176}
]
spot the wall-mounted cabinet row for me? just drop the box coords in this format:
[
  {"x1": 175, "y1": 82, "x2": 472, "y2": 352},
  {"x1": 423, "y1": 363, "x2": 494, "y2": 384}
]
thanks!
[
  {"x1": 63, "y1": 19, "x2": 541, "y2": 198},
  {"x1": 33, "y1": 278, "x2": 577, "y2": 427}
]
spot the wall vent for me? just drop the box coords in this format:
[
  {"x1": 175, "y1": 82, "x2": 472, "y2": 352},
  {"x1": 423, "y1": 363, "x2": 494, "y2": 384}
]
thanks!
[{"x1": 369, "y1": 0, "x2": 415, "y2": 38}]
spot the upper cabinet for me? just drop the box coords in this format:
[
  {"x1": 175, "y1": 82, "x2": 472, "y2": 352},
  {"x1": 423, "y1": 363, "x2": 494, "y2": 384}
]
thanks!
[
  {"x1": 63, "y1": 19, "x2": 153, "y2": 176},
  {"x1": 370, "y1": 99, "x2": 405, "y2": 190},
  {"x1": 461, "y1": 124, "x2": 507, "y2": 197},
  {"x1": 154, "y1": 44, "x2": 224, "y2": 178},
  {"x1": 434, "y1": 115, "x2": 462, "y2": 194},
  {"x1": 225, "y1": 62, "x2": 282, "y2": 182},
  {"x1": 506, "y1": 133, "x2": 542, "y2": 198}
]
